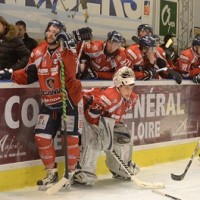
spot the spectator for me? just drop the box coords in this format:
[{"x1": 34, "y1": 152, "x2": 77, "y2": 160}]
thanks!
[
  {"x1": 3, "y1": 19, "x2": 83, "y2": 190},
  {"x1": 177, "y1": 34, "x2": 200, "y2": 83},
  {"x1": 76, "y1": 30, "x2": 128, "y2": 80},
  {"x1": 15, "y1": 20, "x2": 38, "y2": 52},
  {"x1": 73, "y1": 67, "x2": 140, "y2": 185},
  {"x1": 0, "y1": 16, "x2": 30, "y2": 72}
]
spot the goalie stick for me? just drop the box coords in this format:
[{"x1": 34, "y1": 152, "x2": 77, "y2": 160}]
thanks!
[
  {"x1": 111, "y1": 150, "x2": 165, "y2": 189},
  {"x1": 152, "y1": 189, "x2": 181, "y2": 200},
  {"x1": 156, "y1": 67, "x2": 182, "y2": 84},
  {"x1": 171, "y1": 141, "x2": 200, "y2": 181}
]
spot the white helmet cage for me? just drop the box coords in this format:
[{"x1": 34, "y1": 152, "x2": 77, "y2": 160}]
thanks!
[{"x1": 113, "y1": 67, "x2": 135, "y2": 87}]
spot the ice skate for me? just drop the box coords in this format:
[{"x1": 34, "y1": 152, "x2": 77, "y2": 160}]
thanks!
[{"x1": 37, "y1": 168, "x2": 58, "y2": 191}]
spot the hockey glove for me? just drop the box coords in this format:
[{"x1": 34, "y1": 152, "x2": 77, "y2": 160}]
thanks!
[
  {"x1": 56, "y1": 31, "x2": 76, "y2": 52},
  {"x1": 165, "y1": 48, "x2": 175, "y2": 60},
  {"x1": 156, "y1": 57, "x2": 167, "y2": 69},
  {"x1": 0, "y1": 68, "x2": 13, "y2": 80},
  {"x1": 133, "y1": 65, "x2": 143, "y2": 72},
  {"x1": 193, "y1": 74, "x2": 200, "y2": 84},
  {"x1": 143, "y1": 68, "x2": 157, "y2": 80},
  {"x1": 81, "y1": 67, "x2": 98, "y2": 80},
  {"x1": 73, "y1": 27, "x2": 93, "y2": 42}
]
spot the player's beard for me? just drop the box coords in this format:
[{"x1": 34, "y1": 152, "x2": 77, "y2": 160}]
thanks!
[{"x1": 47, "y1": 36, "x2": 57, "y2": 45}]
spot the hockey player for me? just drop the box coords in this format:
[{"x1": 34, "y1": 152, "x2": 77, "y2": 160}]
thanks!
[
  {"x1": 131, "y1": 23, "x2": 153, "y2": 43},
  {"x1": 78, "y1": 30, "x2": 128, "y2": 80},
  {"x1": 73, "y1": 67, "x2": 139, "y2": 185},
  {"x1": 126, "y1": 35, "x2": 175, "y2": 80},
  {"x1": 0, "y1": 19, "x2": 83, "y2": 190},
  {"x1": 177, "y1": 34, "x2": 200, "y2": 83}
]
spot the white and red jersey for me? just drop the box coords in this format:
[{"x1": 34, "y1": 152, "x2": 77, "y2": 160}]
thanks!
[
  {"x1": 83, "y1": 86, "x2": 138, "y2": 125},
  {"x1": 81, "y1": 40, "x2": 128, "y2": 79},
  {"x1": 177, "y1": 47, "x2": 200, "y2": 78},
  {"x1": 12, "y1": 41, "x2": 82, "y2": 106}
]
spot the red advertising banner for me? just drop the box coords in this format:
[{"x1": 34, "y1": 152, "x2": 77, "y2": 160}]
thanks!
[{"x1": 0, "y1": 82, "x2": 199, "y2": 167}]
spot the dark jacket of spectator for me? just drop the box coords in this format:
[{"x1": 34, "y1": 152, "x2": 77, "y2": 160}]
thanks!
[
  {"x1": 23, "y1": 32, "x2": 38, "y2": 52},
  {"x1": 0, "y1": 16, "x2": 30, "y2": 71}
]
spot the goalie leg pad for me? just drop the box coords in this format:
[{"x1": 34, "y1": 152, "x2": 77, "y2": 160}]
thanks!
[
  {"x1": 35, "y1": 134, "x2": 55, "y2": 167},
  {"x1": 77, "y1": 117, "x2": 101, "y2": 174},
  {"x1": 105, "y1": 123, "x2": 140, "y2": 179}
]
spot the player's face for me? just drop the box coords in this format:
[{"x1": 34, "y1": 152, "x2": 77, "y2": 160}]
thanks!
[
  {"x1": 118, "y1": 85, "x2": 134, "y2": 100},
  {"x1": 46, "y1": 25, "x2": 60, "y2": 45},
  {"x1": 138, "y1": 29, "x2": 152, "y2": 38},
  {"x1": 16, "y1": 25, "x2": 26, "y2": 39},
  {"x1": 106, "y1": 41, "x2": 121, "y2": 53},
  {"x1": 195, "y1": 45, "x2": 200, "y2": 55}
]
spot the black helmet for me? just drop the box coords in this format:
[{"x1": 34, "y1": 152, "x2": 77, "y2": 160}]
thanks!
[
  {"x1": 192, "y1": 35, "x2": 200, "y2": 46},
  {"x1": 138, "y1": 35, "x2": 157, "y2": 48},
  {"x1": 45, "y1": 19, "x2": 66, "y2": 33},
  {"x1": 107, "y1": 31, "x2": 123, "y2": 43},
  {"x1": 137, "y1": 24, "x2": 153, "y2": 36}
]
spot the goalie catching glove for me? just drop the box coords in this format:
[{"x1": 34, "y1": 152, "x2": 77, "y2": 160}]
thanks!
[
  {"x1": 0, "y1": 68, "x2": 13, "y2": 80},
  {"x1": 73, "y1": 27, "x2": 93, "y2": 42},
  {"x1": 55, "y1": 31, "x2": 76, "y2": 52}
]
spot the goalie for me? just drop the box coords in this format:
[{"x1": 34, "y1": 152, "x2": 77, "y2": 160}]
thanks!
[{"x1": 73, "y1": 66, "x2": 140, "y2": 185}]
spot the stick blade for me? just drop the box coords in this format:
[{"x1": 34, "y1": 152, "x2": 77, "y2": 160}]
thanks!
[
  {"x1": 131, "y1": 176, "x2": 165, "y2": 189},
  {"x1": 168, "y1": 69, "x2": 182, "y2": 84},
  {"x1": 171, "y1": 173, "x2": 184, "y2": 181},
  {"x1": 46, "y1": 177, "x2": 70, "y2": 194}
]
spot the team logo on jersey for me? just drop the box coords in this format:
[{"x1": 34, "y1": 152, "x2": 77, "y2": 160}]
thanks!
[{"x1": 46, "y1": 77, "x2": 55, "y2": 89}]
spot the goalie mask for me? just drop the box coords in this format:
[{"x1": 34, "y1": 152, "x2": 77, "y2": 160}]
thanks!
[{"x1": 113, "y1": 67, "x2": 135, "y2": 87}]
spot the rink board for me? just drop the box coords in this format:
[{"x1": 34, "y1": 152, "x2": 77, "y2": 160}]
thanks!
[{"x1": 0, "y1": 80, "x2": 200, "y2": 191}]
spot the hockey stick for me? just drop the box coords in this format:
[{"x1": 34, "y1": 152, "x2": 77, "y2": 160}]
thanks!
[
  {"x1": 111, "y1": 150, "x2": 165, "y2": 189},
  {"x1": 47, "y1": 41, "x2": 70, "y2": 194},
  {"x1": 171, "y1": 141, "x2": 200, "y2": 181},
  {"x1": 72, "y1": 0, "x2": 81, "y2": 18},
  {"x1": 156, "y1": 67, "x2": 182, "y2": 84},
  {"x1": 152, "y1": 189, "x2": 181, "y2": 200},
  {"x1": 60, "y1": 0, "x2": 69, "y2": 11}
]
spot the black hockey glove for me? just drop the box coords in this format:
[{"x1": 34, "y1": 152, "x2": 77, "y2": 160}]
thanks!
[
  {"x1": 143, "y1": 68, "x2": 157, "y2": 80},
  {"x1": 156, "y1": 57, "x2": 167, "y2": 69},
  {"x1": 133, "y1": 65, "x2": 143, "y2": 72},
  {"x1": 73, "y1": 27, "x2": 93, "y2": 42},
  {"x1": 165, "y1": 48, "x2": 175, "y2": 60},
  {"x1": 0, "y1": 68, "x2": 13, "y2": 80},
  {"x1": 193, "y1": 74, "x2": 200, "y2": 84},
  {"x1": 81, "y1": 67, "x2": 98, "y2": 80},
  {"x1": 56, "y1": 31, "x2": 76, "y2": 52}
]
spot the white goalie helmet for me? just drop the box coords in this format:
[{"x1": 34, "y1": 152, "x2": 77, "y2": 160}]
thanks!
[{"x1": 113, "y1": 67, "x2": 135, "y2": 87}]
